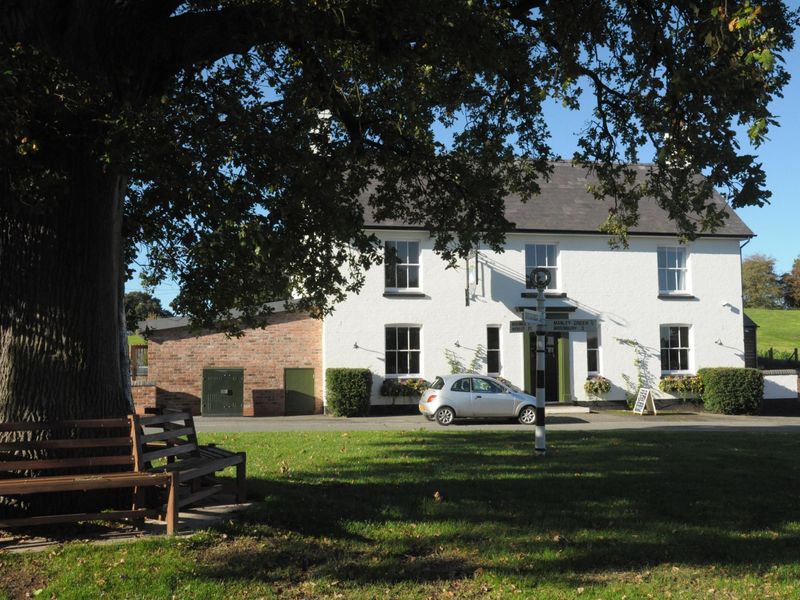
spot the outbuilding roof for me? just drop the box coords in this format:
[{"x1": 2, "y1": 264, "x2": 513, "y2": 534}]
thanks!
[{"x1": 363, "y1": 162, "x2": 754, "y2": 238}]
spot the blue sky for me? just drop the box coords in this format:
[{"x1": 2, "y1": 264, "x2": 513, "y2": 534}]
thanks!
[{"x1": 128, "y1": 21, "x2": 800, "y2": 307}]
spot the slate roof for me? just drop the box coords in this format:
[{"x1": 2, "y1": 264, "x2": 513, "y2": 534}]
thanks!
[{"x1": 363, "y1": 162, "x2": 753, "y2": 238}]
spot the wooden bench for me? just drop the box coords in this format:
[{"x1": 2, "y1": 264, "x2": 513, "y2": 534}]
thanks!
[
  {"x1": 0, "y1": 417, "x2": 179, "y2": 534},
  {"x1": 132, "y1": 410, "x2": 246, "y2": 510}
]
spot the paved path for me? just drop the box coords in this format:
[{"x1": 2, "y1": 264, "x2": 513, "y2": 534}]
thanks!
[{"x1": 195, "y1": 407, "x2": 800, "y2": 433}]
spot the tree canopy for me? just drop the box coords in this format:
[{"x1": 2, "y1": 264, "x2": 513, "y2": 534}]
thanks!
[
  {"x1": 124, "y1": 291, "x2": 173, "y2": 333},
  {"x1": 0, "y1": 1, "x2": 797, "y2": 420},
  {"x1": 742, "y1": 253, "x2": 783, "y2": 308},
  {"x1": 780, "y1": 257, "x2": 800, "y2": 308}
]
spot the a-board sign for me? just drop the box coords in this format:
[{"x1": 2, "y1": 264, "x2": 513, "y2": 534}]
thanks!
[{"x1": 633, "y1": 388, "x2": 657, "y2": 415}]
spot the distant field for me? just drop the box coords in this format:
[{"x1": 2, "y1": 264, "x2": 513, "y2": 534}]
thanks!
[{"x1": 745, "y1": 308, "x2": 800, "y2": 353}]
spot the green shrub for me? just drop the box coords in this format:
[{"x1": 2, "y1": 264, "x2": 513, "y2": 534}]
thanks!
[
  {"x1": 326, "y1": 368, "x2": 372, "y2": 417},
  {"x1": 658, "y1": 375, "x2": 704, "y2": 397},
  {"x1": 583, "y1": 376, "x2": 611, "y2": 397},
  {"x1": 697, "y1": 368, "x2": 763, "y2": 415},
  {"x1": 380, "y1": 378, "x2": 429, "y2": 398}
]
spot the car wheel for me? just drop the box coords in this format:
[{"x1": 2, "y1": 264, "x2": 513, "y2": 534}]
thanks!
[
  {"x1": 435, "y1": 406, "x2": 455, "y2": 426},
  {"x1": 518, "y1": 405, "x2": 536, "y2": 425}
]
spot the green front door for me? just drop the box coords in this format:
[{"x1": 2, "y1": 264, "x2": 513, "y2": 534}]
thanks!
[
  {"x1": 284, "y1": 368, "x2": 316, "y2": 415},
  {"x1": 202, "y1": 368, "x2": 244, "y2": 416}
]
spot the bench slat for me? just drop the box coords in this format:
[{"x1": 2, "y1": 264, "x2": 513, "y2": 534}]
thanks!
[
  {"x1": 177, "y1": 483, "x2": 224, "y2": 509},
  {"x1": 0, "y1": 454, "x2": 133, "y2": 472},
  {"x1": 138, "y1": 412, "x2": 192, "y2": 427},
  {"x1": 142, "y1": 443, "x2": 197, "y2": 463},
  {"x1": 172, "y1": 455, "x2": 245, "y2": 483},
  {"x1": 140, "y1": 427, "x2": 194, "y2": 444},
  {"x1": 0, "y1": 436, "x2": 131, "y2": 451},
  {"x1": 0, "y1": 508, "x2": 158, "y2": 528},
  {"x1": 0, "y1": 418, "x2": 129, "y2": 432},
  {"x1": 198, "y1": 446, "x2": 238, "y2": 460},
  {"x1": 0, "y1": 471, "x2": 172, "y2": 494}
]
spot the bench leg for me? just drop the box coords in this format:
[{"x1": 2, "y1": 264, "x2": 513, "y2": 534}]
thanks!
[
  {"x1": 131, "y1": 486, "x2": 146, "y2": 529},
  {"x1": 236, "y1": 454, "x2": 247, "y2": 503},
  {"x1": 166, "y1": 473, "x2": 178, "y2": 535}
]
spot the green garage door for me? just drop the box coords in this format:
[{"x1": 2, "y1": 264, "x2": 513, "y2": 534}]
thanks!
[
  {"x1": 284, "y1": 368, "x2": 316, "y2": 415},
  {"x1": 202, "y1": 368, "x2": 244, "y2": 416}
]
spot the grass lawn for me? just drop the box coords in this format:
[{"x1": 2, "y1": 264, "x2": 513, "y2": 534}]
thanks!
[
  {"x1": 3, "y1": 430, "x2": 800, "y2": 598},
  {"x1": 744, "y1": 308, "x2": 800, "y2": 353},
  {"x1": 127, "y1": 334, "x2": 146, "y2": 346}
]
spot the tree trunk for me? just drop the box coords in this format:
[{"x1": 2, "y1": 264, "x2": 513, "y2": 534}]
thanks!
[{"x1": 0, "y1": 157, "x2": 128, "y2": 422}]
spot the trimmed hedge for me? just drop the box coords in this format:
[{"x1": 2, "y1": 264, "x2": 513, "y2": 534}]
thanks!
[
  {"x1": 326, "y1": 368, "x2": 372, "y2": 417},
  {"x1": 697, "y1": 368, "x2": 763, "y2": 415}
]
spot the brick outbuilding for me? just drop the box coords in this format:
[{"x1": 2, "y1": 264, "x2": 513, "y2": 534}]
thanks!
[{"x1": 133, "y1": 307, "x2": 322, "y2": 417}]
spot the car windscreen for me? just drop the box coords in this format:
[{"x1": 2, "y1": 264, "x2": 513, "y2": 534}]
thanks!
[{"x1": 496, "y1": 377, "x2": 523, "y2": 393}]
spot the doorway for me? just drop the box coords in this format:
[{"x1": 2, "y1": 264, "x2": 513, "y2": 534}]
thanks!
[
  {"x1": 284, "y1": 368, "x2": 316, "y2": 415},
  {"x1": 525, "y1": 333, "x2": 570, "y2": 402}
]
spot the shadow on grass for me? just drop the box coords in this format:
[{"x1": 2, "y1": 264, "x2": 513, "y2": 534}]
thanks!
[{"x1": 201, "y1": 430, "x2": 800, "y2": 587}]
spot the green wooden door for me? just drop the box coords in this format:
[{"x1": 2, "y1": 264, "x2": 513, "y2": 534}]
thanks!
[
  {"x1": 202, "y1": 368, "x2": 244, "y2": 416},
  {"x1": 284, "y1": 368, "x2": 316, "y2": 415}
]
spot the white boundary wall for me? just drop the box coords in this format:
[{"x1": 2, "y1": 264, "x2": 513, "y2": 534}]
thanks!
[{"x1": 763, "y1": 370, "x2": 799, "y2": 400}]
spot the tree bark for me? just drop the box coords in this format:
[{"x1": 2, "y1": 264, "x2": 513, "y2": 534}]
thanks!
[{"x1": 0, "y1": 156, "x2": 128, "y2": 422}]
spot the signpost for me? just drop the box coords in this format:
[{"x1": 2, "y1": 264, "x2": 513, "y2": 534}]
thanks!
[{"x1": 516, "y1": 268, "x2": 600, "y2": 456}]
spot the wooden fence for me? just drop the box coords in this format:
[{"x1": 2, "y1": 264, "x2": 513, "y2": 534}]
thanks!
[{"x1": 130, "y1": 344, "x2": 148, "y2": 380}]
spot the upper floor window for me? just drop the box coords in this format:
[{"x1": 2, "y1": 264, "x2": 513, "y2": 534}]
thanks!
[
  {"x1": 385, "y1": 326, "x2": 421, "y2": 375},
  {"x1": 658, "y1": 247, "x2": 687, "y2": 293},
  {"x1": 487, "y1": 326, "x2": 501, "y2": 374},
  {"x1": 587, "y1": 333, "x2": 599, "y2": 374},
  {"x1": 385, "y1": 241, "x2": 420, "y2": 290},
  {"x1": 525, "y1": 244, "x2": 557, "y2": 289},
  {"x1": 660, "y1": 325, "x2": 690, "y2": 372}
]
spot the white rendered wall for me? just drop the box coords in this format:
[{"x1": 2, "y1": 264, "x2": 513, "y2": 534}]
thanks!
[
  {"x1": 323, "y1": 230, "x2": 747, "y2": 404},
  {"x1": 763, "y1": 372, "x2": 799, "y2": 400}
]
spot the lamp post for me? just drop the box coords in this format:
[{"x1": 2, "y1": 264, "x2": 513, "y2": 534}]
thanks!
[{"x1": 528, "y1": 267, "x2": 550, "y2": 456}]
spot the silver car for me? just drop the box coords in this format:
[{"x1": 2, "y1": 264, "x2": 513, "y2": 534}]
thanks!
[{"x1": 419, "y1": 374, "x2": 537, "y2": 426}]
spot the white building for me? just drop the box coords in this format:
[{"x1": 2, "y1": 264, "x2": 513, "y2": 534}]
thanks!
[{"x1": 323, "y1": 163, "x2": 753, "y2": 405}]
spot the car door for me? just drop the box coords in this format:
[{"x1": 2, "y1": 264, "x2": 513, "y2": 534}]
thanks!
[
  {"x1": 447, "y1": 377, "x2": 474, "y2": 416},
  {"x1": 471, "y1": 377, "x2": 516, "y2": 417}
]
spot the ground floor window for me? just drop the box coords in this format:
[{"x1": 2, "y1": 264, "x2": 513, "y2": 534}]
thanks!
[
  {"x1": 487, "y1": 326, "x2": 500, "y2": 374},
  {"x1": 587, "y1": 333, "x2": 599, "y2": 374},
  {"x1": 385, "y1": 326, "x2": 421, "y2": 375},
  {"x1": 660, "y1": 325, "x2": 690, "y2": 372}
]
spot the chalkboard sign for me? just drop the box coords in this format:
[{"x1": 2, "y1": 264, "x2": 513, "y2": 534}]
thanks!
[{"x1": 633, "y1": 388, "x2": 657, "y2": 415}]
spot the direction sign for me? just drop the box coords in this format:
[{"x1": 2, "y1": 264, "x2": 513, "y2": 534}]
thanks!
[
  {"x1": 510, "y1": 318, "x2": 598, "y2": 333},
  {"x1": 509, "y1": 320, "x2": 527, "y2": 333},
  {"x1": 541, "y1": 319, "x2": 597, "y2": 333},
  {"x1": 523, "y1": 309, "x2": 544, "y2": 325}
]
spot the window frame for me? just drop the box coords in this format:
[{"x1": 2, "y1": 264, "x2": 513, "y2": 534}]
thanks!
[
  {"x1": 486, "y1": 325, "x2": 501, "y2": 375},
  {"x1": 657, "y1": 246, "x2": 689, "y2": 294},
  {"x1": 659, "y1": 324, "x2": 692, "y2": 374},
  {"x1": 586, "y1": 332, "x2": 599, "y2": 376},
  {"x1": 384, "y1": 325, "x2": 422, "y2": 377},
  {"x1": 384, "y1": 240, "x2": 421, "y2": 291},
  {"x1": 525, "y1": 243, "x2": 559, "y2": 290}
]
